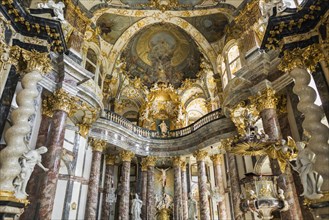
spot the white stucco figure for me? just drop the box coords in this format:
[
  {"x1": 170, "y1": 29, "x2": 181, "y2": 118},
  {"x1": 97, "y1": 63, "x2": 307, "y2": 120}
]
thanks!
[
  {"x1": 14, "y1": 146, "x2": 49, "y2": 199},
  {"x1": 38, "y1": 0, "x2": 65, "y2": 21},
  {"x1": 188, "y1": 193, "x2": 197, "y2": 220},
  {"x1": 259, "y1": 0, "x2": 286, "y2": 22},
  {"x1": 131, "y1": 194, "x2": 143, "y2": 220},
  {"x1": 156, "y1": 167, "x2": 170, "y2": 187},
  {"x1": 292, "y1": 142, "x2": 323, "y2": 200},
  {"x1": 156, "y1": 192, "x2": 172, "y2": 210},
  {"x1": 159, "y1": 120, "x2": 168, "y2": 136}
]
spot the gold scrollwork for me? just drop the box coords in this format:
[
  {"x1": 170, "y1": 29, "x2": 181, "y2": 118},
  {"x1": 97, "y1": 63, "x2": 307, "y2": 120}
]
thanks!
[
  {"x1": 89, "y1": 138, "x2": 107, "y2": 152},
  {"x1": 278, "y1": 44, "x2": 325, "y2": 73},
  {"x1": 193, "y1": 150, "x2": 208, "y2": 161},
  {"x1": 119, "y1": 150, "x2": 135, "y2": 162}
]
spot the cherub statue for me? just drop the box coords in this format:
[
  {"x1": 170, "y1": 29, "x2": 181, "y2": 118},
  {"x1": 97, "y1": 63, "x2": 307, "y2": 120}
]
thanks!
[
  {"x1": 38, "y1": 0, "x2": 65, "y2": 21},
  {"x1": 14, "y1": 146, "x2": 49, "y2": 198}
]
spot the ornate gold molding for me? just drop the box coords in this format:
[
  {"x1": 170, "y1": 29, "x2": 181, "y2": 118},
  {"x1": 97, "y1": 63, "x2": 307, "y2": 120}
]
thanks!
[
  {"x1": 9, "y1": 46, "x2": 51, "y2": 74},
  {"x1": 52, "y1": 88, "x2": 74, "y2": 114},
  {"x1": 144, "y1": 156, "x2": 157, "y2": 167},
  {"x1": 119, "y1": 150, "x2": 135, "y2": 162},
  {"x1": 193, "y1": 150, "x2": 208, "y2": 161},
  {"x1": 255, "y1": 87, "x2": 278, "y2": 111},
  {"x1": 105, "y1": 154, "x2": 116, "y2": 165},
  {"x1": 89, "y1": 138, "x2": 106, "y2": 152},
  {"x1": 210, "y1": 154, "x2": 223, "y2": 165},
  {"x1": 42, "y1": 94, "x2": 55, "y2": 118},
  {"x1": 0, "y1": 190, "x2": 29, "y2": 206},
  {"x1": 172, "y1": 157, "x2": 182, "y2": 167},
  {"x1": 278, "y1": 44, "x2": 325, "y2": 73}
]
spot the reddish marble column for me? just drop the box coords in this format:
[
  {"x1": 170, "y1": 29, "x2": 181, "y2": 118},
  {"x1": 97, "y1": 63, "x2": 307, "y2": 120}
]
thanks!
[
  {"x1": 21, "y1": 113, "x2": 52, "y2": 220},
  {"x1": 193, "y1": 150, "x2": 210, "y2": 220},
  {"x1": 227, "y1": 152, "x2": 243, "y2": 220},
  {"x1": 145, "y1": 156, "x2": 157, "y2": 220},
  {"x1": 118, "y1": 150, "x2": 135, "y2": 220},
  {"x1": 38, "y1": 89, "x2": 72, "y2": 220},
  {"x1": 85, "y1": 139, "x2": 106, "y2": 219},
  {"x1": 173, "y1": 157, "x2": 182, "y2": 220},
  {"x1": 181, "y1": 161, "x2": 188, "y2": 220},
  {"x1": 210, "y1": 154, "x2": 228, "y2": 220},
  {"x1": 101, "y1": 154, "x2": 116, "y2": 220},
  {"x1": 258, "y1": 88, "x2": 302, "y2": 219},
  {"x1": 141, "y1": 159, "x2": 148, "y2": 220}
]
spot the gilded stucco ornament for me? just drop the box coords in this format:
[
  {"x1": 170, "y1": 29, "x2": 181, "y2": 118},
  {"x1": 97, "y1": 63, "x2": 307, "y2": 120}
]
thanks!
[
  {"x1": 42, "y1": 94, "x2": 55, "y2": 118},
  {"x1": 255, "y1": 88, "x2": 278, "y2": 111},
  {"x1": 105, "y1": 154, "x2": 116, "y2": 165},
  {"x1": 210, "y1": 154, "x2": 223, "y2": 165},
  {"x1": 144, "y1": 156, "x2": 157, "y2": 167},
  {"x1": 52, "y1": 88, "x2": 74, "y2": 114},
  {"x1": 193, "y1": 150, "x2": 208, "y2": 161},
  {"x1": 172, "y1": 157, "x2": 182, "y2": 167},
  {"x1": 278, "y1": 44, "x2": 325, "y2": 73},
  {"x1": 89, "y1": 138, "x2": 107, "y2": 152},
  {"x1": 120, "y1": 150, "x2": 135, "y2": 162}
]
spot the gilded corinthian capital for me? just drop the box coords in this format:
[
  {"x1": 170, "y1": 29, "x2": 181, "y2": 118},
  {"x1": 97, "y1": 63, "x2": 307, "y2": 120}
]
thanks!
[
  {"x1": 119, "y1": 150, "x2": 135, "y2": 162},
  {"x1": 52, "y1": 88, "x2": 74, "y2": 113},
  {"x1": 193, "y1": 150, "x2": 208, "y2": 161},
  {"x1": 144, "y1": 156, "x2": 157, "y2": 167},
  {"x1": 278, "y1": 44, "x2": 324, "y2": 73},
  {"x1": 89, "y1": 138, "x2": 107, "y2": 152},
  {"x1": 9, "y1": 46, "x2": 52, "y2": 74},
  {"x1": 255, "y1": 88, "x2": 278, "y2": 111},
  {"x1": 42, "y1": 94, "x2": 55, "y2": 117},
  {"x1": 172, "y1": 157, "x2": 183, "y2": 167},
  {"x1": 210, "y1": 154, "x2": 223, "y2": 165}
]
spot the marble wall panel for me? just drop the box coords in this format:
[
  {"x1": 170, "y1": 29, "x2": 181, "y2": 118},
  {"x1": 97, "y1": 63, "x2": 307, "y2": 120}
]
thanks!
[
  {"x1": 77, "y1": 184, "x2": 88, "y2": 220},
  {"x1": 51, "y1": 179, "x2": 67, "y2": 219},
  {"x1": 68, "y1": 181, "x2": 81, "y2": 219}
]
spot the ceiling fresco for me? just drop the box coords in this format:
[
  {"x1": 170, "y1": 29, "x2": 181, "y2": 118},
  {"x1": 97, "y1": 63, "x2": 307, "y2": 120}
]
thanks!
[
  {"x1": 96, "y1": 14, "x2": 141, "y2": 44},
  {"x1": 121, "y1": 23, "x2": 201, "y2": 88},
  {"x1": 184, "y1": 13, "x2": 229, "y2": 43}
]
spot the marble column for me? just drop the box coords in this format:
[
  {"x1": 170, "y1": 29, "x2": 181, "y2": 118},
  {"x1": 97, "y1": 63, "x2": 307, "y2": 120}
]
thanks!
[
  {"x1": 38, "y1": 89, "x2": 74, "y2": 220},
  {"x1": 173, "y1": 157, "x2": 182, "y2": 220},
  {"x1": 0, "y1": 47, "x2": 51, "y2": 206},
  {"x1": 101, "y1": 154, "x2": 116, "y2": 220},
  {"x1": 210, "y1": 154, "x2": 228, "y2": 220},
  {"x1": 257, "y1": 88, "x2": 302, "y2": 219},
  {"x1": 85, "y1": 139, "x2": 106, "y2": 220},
  {"x1": 227, "y1": 152, "x2": 242, "y2": 220},
  {"x1": 181, "y1": 161, "x2": 188, "y2": 220},
  {"x1": 193, "y1": 150, "x2": 210, "y2": 220},
  {"x1": 141, "y1": 158, "x2": 148, "y2": 220},
  {"x1": 145, "y1": 156, "x2": 157, "y2": 220},
  {"x1": 21, "y1": 96, "x2": 53, "y2": 220},
  {"x1": 118, "y1": 150, "x2": 135, "y2": 220}
]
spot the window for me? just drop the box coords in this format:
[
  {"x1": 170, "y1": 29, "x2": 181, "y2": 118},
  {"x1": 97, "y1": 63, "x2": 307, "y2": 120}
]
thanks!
[
  {"x1": 85, "y1": 48, "x2": 97, "y2": 74},
  {"x1": 221, "y1": 43, "x2": 241, "y2": 88}
]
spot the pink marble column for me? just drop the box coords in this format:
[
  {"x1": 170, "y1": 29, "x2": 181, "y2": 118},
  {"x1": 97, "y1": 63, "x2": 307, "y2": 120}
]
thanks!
[
  {"x1": 227, "y1": 152, "x2": 243, "y2": 220},
  {"x1": 101, "y1": 154, "x2": 116, "y2": 220},
  {"x1": 210, "y1": 154, "x2": 228, "y2": 220},
  {"x1": 37, "y1": 89, "x2": 73, "y2": 220},
  {"x1": 85, "y1": 139, "x2": 106, "y2": 220},
  {"x1": 118, "y1": 150, "x2": 135, "y2": 220},
  {"x1": 145, "y1": 156, "x2": 157, "y2": 220},
  {"x1": 173, "y1": 157, "x2": 182, "y2": 220},
  {"x1": 193, "y1": 150, "x2": 210, "y2": 220},
  {"x1": 141, "y1": 159, "x2": 148, "y2": 220},
  {"x1": 21, "y1": 113, "x2": 52, "y2": 220},
  {"x1": 181, "y1": 161, "x2": 188, "y2": 220},
  {"x1": 258, "y1": 88, "x2": 302, "y2": 219}
]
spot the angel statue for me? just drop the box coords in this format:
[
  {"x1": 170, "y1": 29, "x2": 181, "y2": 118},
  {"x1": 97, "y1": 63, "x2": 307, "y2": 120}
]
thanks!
[
  {"x1": 38, "y1": 0, "x2": 65, "y2": 21},
  {"x1": 292, "y1": 141, "x2": 323, "y2": 200},
  {"x1": 14, "y1": 146, "x2": 49, "y2": 199}
]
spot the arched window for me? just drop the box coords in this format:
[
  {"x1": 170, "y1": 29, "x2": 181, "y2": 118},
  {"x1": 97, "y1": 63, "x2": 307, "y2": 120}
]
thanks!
[
  {"x1": 221, "y1": 42, "x2": 242, "y2": 88},
  {"x1": 85, "y1": 48, "x2": 97, "y2": 74}
]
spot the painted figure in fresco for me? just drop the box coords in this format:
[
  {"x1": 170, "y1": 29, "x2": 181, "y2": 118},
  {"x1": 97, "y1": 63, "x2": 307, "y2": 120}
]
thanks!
[
  {"x1": 159, "y1": 120, "x2": 168, "y2": 136},
  {"x1": 188, "y1": 192, "x2": 197, "y2": 220},
  {"x1": 292, "y1": 141, "x2": 323, "y2": 200},
  {"x1": 14, "y1": 146, "x2": 49, "y2": 198},
  {"x1": 156, "y1": 167, "x2": 170, "y2": 187},
  {"x1": 131, "y1": 194, "x2": 143, "y2": 220}
]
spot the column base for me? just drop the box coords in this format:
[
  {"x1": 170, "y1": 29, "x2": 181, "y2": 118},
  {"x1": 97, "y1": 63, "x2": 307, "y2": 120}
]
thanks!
[{"x1": 0, "y1": 191, "x2": 29, "y2": 220}]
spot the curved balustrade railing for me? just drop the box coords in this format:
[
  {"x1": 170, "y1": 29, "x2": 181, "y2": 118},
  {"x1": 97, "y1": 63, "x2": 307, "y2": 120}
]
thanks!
[{"x1": 102, "y1": 108, "x2": 223, "y2": 139}]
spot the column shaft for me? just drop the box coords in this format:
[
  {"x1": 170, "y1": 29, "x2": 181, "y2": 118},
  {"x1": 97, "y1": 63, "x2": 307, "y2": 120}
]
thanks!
[
  {"x1": 181, "y1": 163, "x2": 188, "y2": 220},
  {"x1": 197, "y1": 160, "x2": 210, "y2": 220},
  {"x1": 119, "y1": 160, "x2": 131, "y2": 220},
  {"x1": 141, "y1": 169, "x2": 148, "y2": 220},
  {"x1": 85, "y1": 149, "x2": 103, "y2": 219},
  {"x1": 147, "y1": 166, "x2": 155, "y2": 220},
  {"x1": 173, "y1": 158, "x2": 182, "y2": 220},
  {"x1": 38, "y1": 109, "x2": 68, "y2": 219}
]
